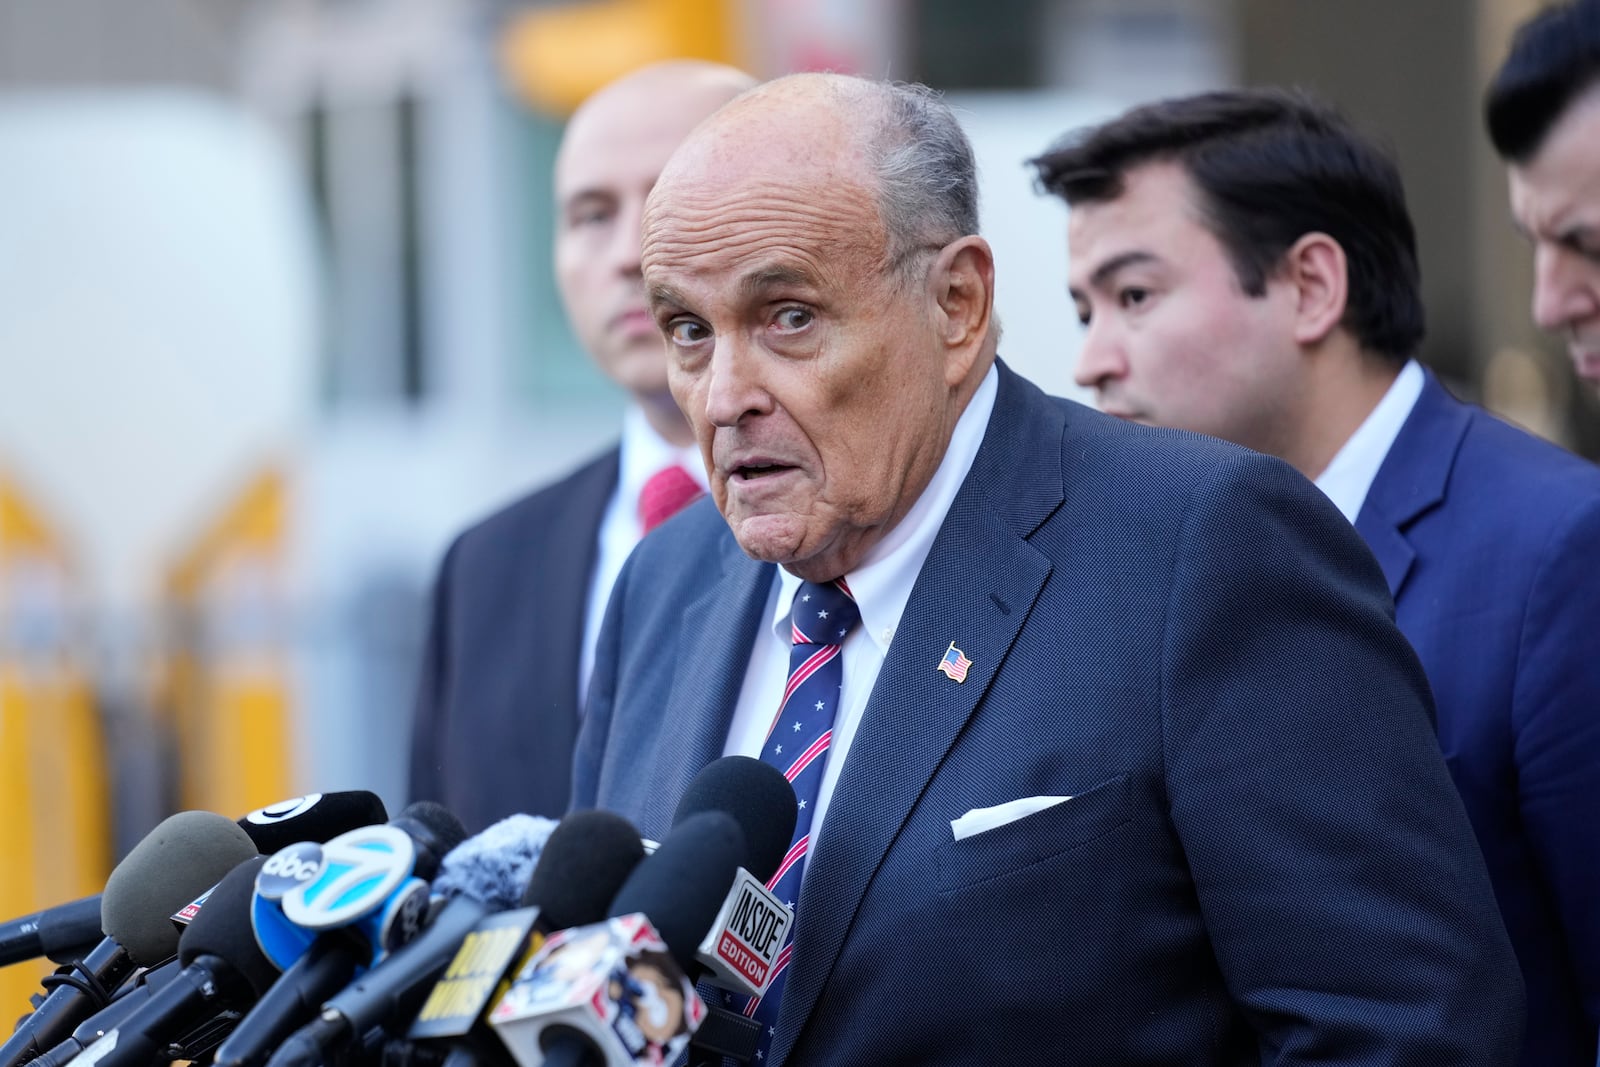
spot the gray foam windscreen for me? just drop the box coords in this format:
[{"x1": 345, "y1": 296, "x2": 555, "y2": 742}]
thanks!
[{"x1": 101, "y1": 810, "x2": 259, "y2": 965}]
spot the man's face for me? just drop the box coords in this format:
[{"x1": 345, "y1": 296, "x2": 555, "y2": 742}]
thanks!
[
  {"x1": 641, "y1": 98, "x2": 960, "y2": 582},
  {"x1": 1508, "y1": 86, "x2": 1600, "y2": 388},
  {"x1": 553, "y1": 76, "x2": 737, "y2": 400},
  {"x1": 1066, "y1": 162, "x2": 1303, "y2": 455}
]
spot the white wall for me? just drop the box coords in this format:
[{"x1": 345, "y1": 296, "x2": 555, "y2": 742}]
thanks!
[
  {"x1": 0, "y1": 90, "x2": 319, "y2": 613},
  {"x1": 951, "y1": 90, "x2": 1128, "y2": 405}
]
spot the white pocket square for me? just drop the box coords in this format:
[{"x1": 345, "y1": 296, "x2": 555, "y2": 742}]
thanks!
[{"x1": 950, "y1": 794, "x2": 1074, "y2": 841}]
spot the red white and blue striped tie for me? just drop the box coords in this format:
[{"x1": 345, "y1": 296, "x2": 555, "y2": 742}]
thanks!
[{"x1": 744, "y1": 578, "x2": 859, "y2": 1061}]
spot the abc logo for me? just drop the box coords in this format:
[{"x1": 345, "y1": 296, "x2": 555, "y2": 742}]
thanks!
[{"x1": 256, "y1": 842, "x2": 325, "y2": 900}]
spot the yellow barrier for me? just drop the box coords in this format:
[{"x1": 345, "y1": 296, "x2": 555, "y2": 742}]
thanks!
[
  {"x1": 0, "y1": 473, "x2": 109, "y2": 1014},
  {"x1": 161, "y1": 468, "x2": 293, "y2": 819}
]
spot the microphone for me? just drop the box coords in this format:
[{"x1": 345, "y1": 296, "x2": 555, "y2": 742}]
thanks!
[
  {"x1": 23, "y1": 792, "x2": 389, "y2": 1067},
  {"x1": 672, "y1": 756, "x2": 798, "y2": 883},
  {"x1": 671, "y1": 758, "x2": 801, "y2": 1066},
  {"x1": 487, "y1": 812, "x2": 745, "y2": 1067},
  {"x1": 235, "y1": 791, "x2": 389, "y2": 857},
  {"x1": 0, "y1": 792, "x2": 386, "y2": 969},
  {"x1": 73, "y1": 857, "x2": 281, "y2": 1067},
  {"x1": 0, "y1": 898, "x2": 103, "y2": 971},
  {"x1": 667, "y1": 757, "x2": 800, "y2": 999},
  {"x1": 272, "y1": 809, "x2": 650, "y2": 1067},
  {"x1": 0, "y1": 811, "x2": 259, "y2": 1067},
  {"x1": 260, "y1": 815, "x2": 558, "y2": 1067},
  {"x1": 392, "y1": 811, "x2": 648, "y2": 1066},
  {"x1": 431, "y1": 815, "x2": 559, "y2": 913},
  {"x1": 26, "y1": 960, "x2": 182, "y2": 1067},
  {"x1": 169, "y1": 791, "x2": 395, "y2": 930},
  {"x1": 523, "y1": 811, "x2": 650, "y2": 934},
  {"x1": 210, "y1": 802, "x2": 467, "y2": 1067}
]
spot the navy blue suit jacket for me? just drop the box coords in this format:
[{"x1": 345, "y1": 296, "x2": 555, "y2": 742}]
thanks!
[
  {"x1": 410, "y1": 448, "x2": 617, "y2": 831},
  {"x1": 574, "y1": 363, "x2": 1524, "y2": 1066},
  {"x1": 1354, "y1": 372, "x2": 1600, "y2": 1066}
]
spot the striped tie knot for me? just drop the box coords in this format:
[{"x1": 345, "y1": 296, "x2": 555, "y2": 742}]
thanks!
[{"x1": 789, "y1": 579, "x2": 859, "y2": 647}]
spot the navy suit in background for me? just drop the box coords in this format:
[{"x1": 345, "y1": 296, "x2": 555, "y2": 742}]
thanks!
[
  {"x1": 1355, "y1": 371, "x2": 1600, "y2": 1065},
  {"x1": 574, "y1": 363, "x2": 1524, "y2": 1066},
  {"x1": 409, "y1": 448, "x2": 617, "y2": 831}
]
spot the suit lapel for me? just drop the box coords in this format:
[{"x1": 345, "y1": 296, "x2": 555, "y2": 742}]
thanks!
[
  {"x1": 773, "y1": 364, "x2": 1064, "y2": 1060},
  {"x1": 1353, "y1": 371, "x2": 1470, "y2": 600},
  {"x1": 640, "y1": 533, "x2": 773, "y2": 833}
]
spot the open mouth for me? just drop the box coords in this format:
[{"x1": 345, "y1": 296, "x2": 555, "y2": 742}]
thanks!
[{"x1": 734, "y1": 464, "x2": 792, "y2": 480}]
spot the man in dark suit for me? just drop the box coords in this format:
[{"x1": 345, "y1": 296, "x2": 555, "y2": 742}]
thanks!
[
  {"x1": 573, "y1": 73, "x2": 1523, "y2": 1065},
  {"x1": 1034, "y1": 88, "x2": 1600, "y2": 1066},
  {"x1": 409, "y1": 61, "x2": 754, "y2": 831},
  {"x1": 1486, "y1": 0, "x2": 1600, "y2": 394}
]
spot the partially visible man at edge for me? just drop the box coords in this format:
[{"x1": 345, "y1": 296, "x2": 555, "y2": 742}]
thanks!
[
  {"x1": 409, "y1": 61, "x2": 756, "y2": 831},
  {"x1": 574, "y1": 72, "x2": 1523, "y2": 1066},
  {"x1": 1034, "y1": 88, "x2": 1600, "y2": 1066},
  {"x1": 1486, "y1": 0, "x2": 1600, "y2": 394}
]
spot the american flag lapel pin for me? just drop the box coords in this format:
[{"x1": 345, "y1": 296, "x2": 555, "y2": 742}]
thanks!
[{"x1": 936, "y1": 641, "x2": 972, "y2": 683}]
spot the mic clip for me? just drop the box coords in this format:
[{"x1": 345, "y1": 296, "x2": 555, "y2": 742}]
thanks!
[{"x1": 685, "y1": 1004, "x2": 762, "y2": 1065}]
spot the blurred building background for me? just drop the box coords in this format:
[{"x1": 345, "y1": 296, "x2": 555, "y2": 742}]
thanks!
[{"x1": 0, "y1": 0, "x2": 1590, "y2": 999}]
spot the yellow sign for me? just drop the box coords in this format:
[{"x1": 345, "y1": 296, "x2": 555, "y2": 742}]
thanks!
[{"x1": 501, "y1": 0, "x2": 745, "y2": 116}]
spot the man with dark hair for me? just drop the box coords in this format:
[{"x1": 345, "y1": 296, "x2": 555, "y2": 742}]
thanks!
[
  {"x1": 1486, "y1": 0, "x2": 1600, "y2": 390},
  {"x1": 1035, "y1": 87, "x2": 1600, "y2": 1067},
  {"x1": 408, "y1": 61, "x2": 755, "y2": 832},
  {"x1": 575, "y1": 72, "x2": 1523, "y2": 1065}
]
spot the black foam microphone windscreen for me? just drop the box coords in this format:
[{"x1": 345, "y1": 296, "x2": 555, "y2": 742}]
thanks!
[
  {"x1": 672, "y1": 756, "x2": 798, "y2": 883},
  {"x1": 523, "y1": 810, "x2": 647, "y2": 932},
  {"x1": 388, "y1": 801, "x2": 469, "y2": 881},
  {"x1": 177, "y1": 856, "x2": 280, "y2": 994},
  {"x1": 608, "y1": 811, "x2": 747, "y2": 974},
  {"x1": 236, "y1": 791, "x2": 388, "y2": 854}
]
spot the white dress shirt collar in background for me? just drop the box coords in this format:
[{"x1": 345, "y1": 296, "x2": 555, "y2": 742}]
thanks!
[
  {"x1": 724, "y1": 362, "x2": 1000, "y2": 847},
  {"x1": 1314, "y1": 359, "x2": 1424, "y2": 523},
  {"x1": 579, "y1": 406, "x2": 706, "y2": 711}
]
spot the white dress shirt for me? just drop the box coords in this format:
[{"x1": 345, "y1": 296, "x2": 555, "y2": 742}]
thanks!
[
  {"x1": 578, "y1": 406, "x2": 706, "y2": 711},
  {"x1": 1314, "y1": 359, "x2": 1424, "y2": 523},
  {"x1": 721, "y1": 364, "x2": 1000, "y2": 846}
]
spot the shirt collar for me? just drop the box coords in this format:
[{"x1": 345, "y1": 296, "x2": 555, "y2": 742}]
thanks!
[
  {"x1": 1314, "y1": 359, "x2": 1425, "y2": 523},
  {"x1": 769, "y1": 363, "x2": 1001, "y2": 653},
  {"x1": 618, "y1": 405, "x2": 707, "y2": 511}
]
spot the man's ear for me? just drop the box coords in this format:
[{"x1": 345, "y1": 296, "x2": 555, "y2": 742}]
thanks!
[
  {"x1": 1284, "y1": 232, "x2": 1349, "y2": 346},
  {"x1": 929, "y1": 235, "x2": 996, "y2": 385}
]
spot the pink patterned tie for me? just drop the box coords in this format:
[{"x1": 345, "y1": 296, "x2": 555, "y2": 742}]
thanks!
[{"x1": 637, "y1": 464, "x2": 703, "y2": 533}]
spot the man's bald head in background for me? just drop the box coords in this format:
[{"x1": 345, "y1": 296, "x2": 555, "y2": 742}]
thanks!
[{"x1": 553, "y1": 60, "x2": 755, "y2": 445}]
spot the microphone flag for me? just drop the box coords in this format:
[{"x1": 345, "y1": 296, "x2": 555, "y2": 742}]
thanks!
[{"x1": 488, "y1": 915, "x2": 704, "y2": 1066}]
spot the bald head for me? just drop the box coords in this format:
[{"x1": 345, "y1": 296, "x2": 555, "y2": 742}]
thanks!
[
  {"x1": 649, "y1": 73, "x2": 980, "y2": 279},
  {"x1": 555, "y1": 61, "x2": 754, "y2": 186},
  {"x1": 553, "y1": 61, "x2": 755, "y2": 443}
]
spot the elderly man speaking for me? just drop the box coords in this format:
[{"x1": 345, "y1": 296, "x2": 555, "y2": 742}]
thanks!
[{"x1": 572, "y1": 74, "x2": 1523, "y2": 1066}]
